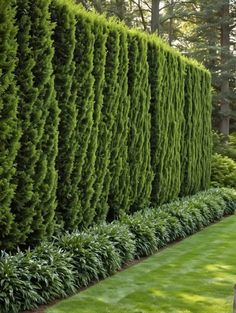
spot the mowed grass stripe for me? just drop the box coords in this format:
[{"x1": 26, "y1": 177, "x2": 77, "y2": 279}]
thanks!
[{"x1": 47, "y1": 215, "x2": 236, "y2": 313}]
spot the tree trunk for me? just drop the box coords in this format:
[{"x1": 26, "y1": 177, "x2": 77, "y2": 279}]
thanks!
[
  {"x1": 151, "y1": 0, "x2": 160, "y2": 33},
  {"x1": 168, "y1": 0, "x2": 174, "y2": 46},
  {"x1": 219, "y1": 0, "x2": 230, "y2": 135}
]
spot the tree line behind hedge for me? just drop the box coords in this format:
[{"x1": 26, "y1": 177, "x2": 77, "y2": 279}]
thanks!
[{"x1": 0, "y1": 0, "x2": 212, "y2": 249}]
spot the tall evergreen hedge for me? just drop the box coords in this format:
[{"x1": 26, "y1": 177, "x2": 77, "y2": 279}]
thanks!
[
  {"x1": 63, "y1": 8, "x2": 95, "y2": 230},
  {"x1": 0, "y1": 0, "x2": 20, "y2": 249},
  {"x1": 107, "y1": 26, "x2": 130, "y2": 220},
  {"x1": 8, "y1": 0, "x2": 38, "y2": 247},
  {"x1": 127, "y1": 32, "x2": 153, "y2": 211},
  {"x1": 0, "y1": 0, "x2": 212, "y2": 248},
  {"x1": 27, "y1": 0, "x2": 59, "y2": 243},
  {"x1": 80, "y1": 16, "x2": 108, "y2": 227},
  {"x1": 92, "y1": 23, "x2": 120, "y2": 223},
  {"x1": 180, "y1": 65, "x2": 212, "y2": 196},
  {"x1": 50, "y1": 0, "x2": 77, "y2": 228}
]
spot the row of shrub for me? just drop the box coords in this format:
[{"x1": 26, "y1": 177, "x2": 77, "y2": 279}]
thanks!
[
  {"x1": 0, "y1": 188, "x2": 235, "y2": 313},
  {"x1": 0, "y1": 0, "x2": 212, "y2": 249}
]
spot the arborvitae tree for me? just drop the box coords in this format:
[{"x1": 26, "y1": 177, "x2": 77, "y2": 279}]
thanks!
[
  {"x1": 64, "y1": 9, "x2": 95, "y2": 230},
  {"x1": 7, "y1": 0, "x2": 39, "y2": 247},
  {"x1": 29, "y1": 0, "x2": 59, "y2": 243},
  {"x1": 180, "y1": 64, "x2": 212, "y2": 196},
  {"x1": 50, "y1": 0, "x2": 77, "y2": 228},
  {"x1": 91, "y1": 24, "x2": 120, "y2": 223},
  {"x1": 148, "y1": 44, "x2": 184, "y2": 205},
  {"x1": 0, "y1": 0, "x2": 20, "y2": 249},
  {"x1": 201, "y1": 71, "x2": 212, "y2": 188},
  {"x1": 148, "y1": 41, "x2": 164, "y2": 204},
  {"x1": 180, "y1": 64, "x2": 194, "y2": 196},
  {"x1": 107, "y1": 26, "x2": 130, "y2": 220},
  {"x1": 127, "y1": 32, "x2": 153, "y2": 211},
  {"x1": 80, "y1": 16, "x2": 107, "y2": 227},
  {"x1": 161, "y1": 53, "x2": 184, "y2": 202}
]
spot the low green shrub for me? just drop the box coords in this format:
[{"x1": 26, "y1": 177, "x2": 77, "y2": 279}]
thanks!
[
  {"x1": 0, "y1": 251, "x2": 40, "y2": 313},
  {"x1": 213, "y1": 131, "x2": 236, "y2": 161},
  {"x1": 57, "y1": 231, "x2": 121, "y2": 286},
  {"x1": 27, "y1": 244, "x2": 76, "y2": 301},
  {"x1": 120, "y1": 212, "x2": 157, "y2": 258},
  {"x1": 90, "y1": 222, "x2": 135, "y2": 265},
  {"x1": 208, "y1": 188, "x2": 236, "y2": 215},
  {"x1": 58, "y1": 232, "x2": 106, "y2": 286},
  {"x1": 0, "y1": 244, "x2": 76, "y2": 313},
  {"x1": 211, "y1": 153, "x2": 236, "y2": 188}
]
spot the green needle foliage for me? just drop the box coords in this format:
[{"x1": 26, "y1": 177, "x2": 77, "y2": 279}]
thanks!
[
  {"x1": 92, "y1": 23, "x2": 120, "y2": 223},
  {"x1": 28, "y1": 0, "x2": 59, "y2": 244},
  {"x1": 108, "y1": 25, "x2": 130, "y2": 220},
  {"x1": 50, "y1": 0, "x2": 77, "y2": 228},
  {"x1": 148, "y1": 40, "x2": 185, "y2": 205},
  {"x1": 80, "y1": 15, "x2": 108, "y2": 227},
  {"x1": 127, "y1": 32, "x2": 153, "y2": 212},
  {"x1": 0, "y1": 0, "x2": 212, "y2": 248},
  {"x1": 181, "y1": 66, "x2": 212, "y2": 196},
  {"x1": 8, "y1": 0, "x2": 38, "y2": 248},
  {"x1": 67, "y1": 8, "x2": 95, "y2": 230},
  {"x1": 0, "y1": 0, "x2": 20, "y2": 249}
]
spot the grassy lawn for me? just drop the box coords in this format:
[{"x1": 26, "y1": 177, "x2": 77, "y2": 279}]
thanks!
[{"x1": 47, "y1": 215, "x2": 236, "y2": 313}]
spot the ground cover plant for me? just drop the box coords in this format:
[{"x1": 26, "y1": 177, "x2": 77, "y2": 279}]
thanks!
[
  {"x1": 0, "y1": 188, "x2": 235, "y2": 313},
  {"x1": 47, "y1": 215, "x2": 236, "y2": 313}
]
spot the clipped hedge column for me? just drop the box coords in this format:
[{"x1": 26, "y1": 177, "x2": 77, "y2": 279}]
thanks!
[
  {"x1": 157, "y1": 52, "x2": 185, "y2": 203},
  {"x1": 62, "y1": 9, "x2": 95, "y2": 230},
  {"x1": 148, "y1": 43, "x2": 185, "y2": 205},
  {"x1": 148, "y1": 41, "x2": 165, "y2": 204},
  {"x1": 50, "y1": 0, "x2": 78, "y2": 228},
  {"x1": 28, "y1": 0, "x2": 59, "y2": 243},
  {"x1": 107, "y1": 26, "x2": 130, "y2": 220},
  {"x1": 9, "y1": 0, "x2": 39, "y2": 247},
  {"x1": 91, "y1": 24, "x2": 120, "y2": 223},
  {"x1": 0, "y1": 0, "x2": 20, "y2": 249},
  {"x1": 200, "y1": 71, "x2": 212, "y2": 189},
  {"x1": 127, "y1": 32, "x2": 153, "y2": 211},
  {"x1": 180, "y1": 65, "x2": 211, "y2": 196},
  {"x1": 80, "y1": 16, "x2": 108, "y2": 227}
]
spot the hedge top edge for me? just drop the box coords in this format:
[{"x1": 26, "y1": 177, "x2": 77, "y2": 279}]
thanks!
[{"x1": 53, "y1": 0, "x2": 210, "y2": 75}]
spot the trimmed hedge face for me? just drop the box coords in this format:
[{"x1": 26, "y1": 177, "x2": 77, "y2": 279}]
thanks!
[
  {"x1": 0, "y1": 0, "x2": 212, "y2": 248},
  {"x1": 26, "y1": 0, "x2": 59, "y2": 244},
  {"x1": 0, "y1": 0, "x2": 20, "y2": 249},
  {"x1": 127, "y1": 33, "x2": 153, "y2": 211}
]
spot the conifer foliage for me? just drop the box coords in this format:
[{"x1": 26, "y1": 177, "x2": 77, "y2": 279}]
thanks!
[
  {"x1": 50, "y1": 0, "x2": 77, "y2": 229},
  {"x1": 9, "y1": 0, "x2": 38, "y2": 247},
  {"x1": 27, "y1": 0, "x2": 59, "y2": 243},
  {"x1": 127, "y1": 33, "x2": 153, "y2": 211},
  {"x1": 92, "y1": 24, "x2": 120, "y2": 223},
  {"x1": 107, "y1": 27, "x2": 130, "y2": 220},
  {"x1": 80, "y1": 16, "x2": 108, "y2": 227},
  {"x1": 0, "y1": 0, "x2": 212, "y2": 248},
  {"x1": 0, "y1": 0, "x2": 20, "y2": 249}
]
